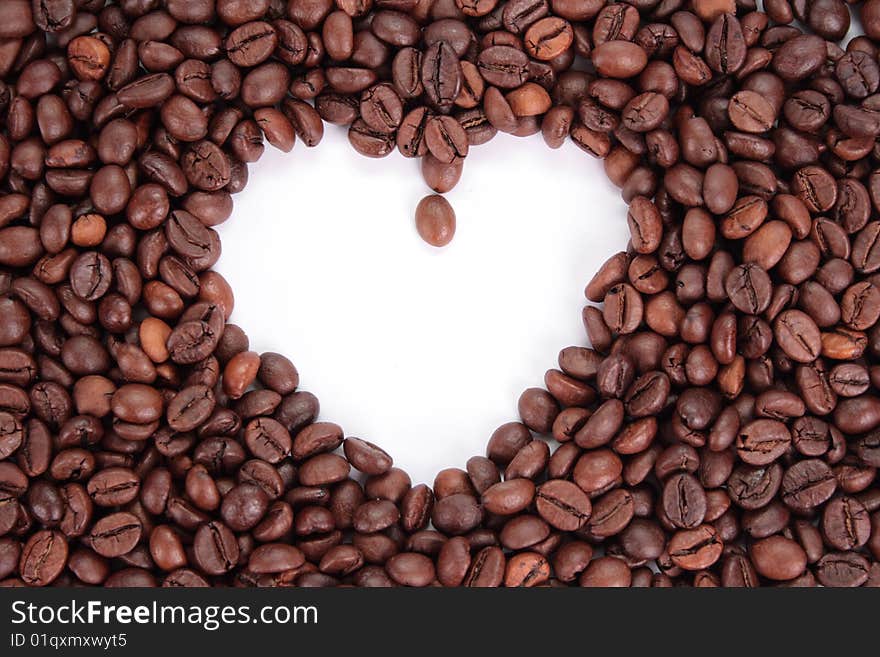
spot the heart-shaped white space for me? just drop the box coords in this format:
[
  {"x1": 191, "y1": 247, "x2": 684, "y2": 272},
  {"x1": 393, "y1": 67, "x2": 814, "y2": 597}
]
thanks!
[{"x1": 216, "y1": 126, "x2": 629, "y2": 485}]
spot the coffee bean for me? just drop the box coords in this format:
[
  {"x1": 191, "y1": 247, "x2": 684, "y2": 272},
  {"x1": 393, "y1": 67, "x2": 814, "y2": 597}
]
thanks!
[
  {"x1": 822, "y1": 496, "x2": 871, "y2": 550},
  {"x1": 728, "y1": 463, "x2": 783, "y2": 510},
  {"x1": 627, "y1": 196, "x2": 662, "y2": 254},
  {"x1": 775, "y1": 310, "x2": 822, "y2": 363},
  {"x1": 728, "y1": 91, "x2": 776, "y2": 133},
  {"x1": 424, "y1": 116, "x2": 468, "y2": 163},
  {"x1": 725, "y1": 264, "x2": 772, "y2": 315},
  {"x1": 89, "y1": 512, "x2": 142, "y2": 558},
  {"x1": 0, "y1": 412, "x2": 23, "y2": 460},
  {"x1": 360, "y1": 84, "x2": 404, "y2": 133},
  {"x1": 118, "y1": 73, "x2": 175, "y2": 109},
  {"x1": 348, "y1": 119, "x2": 395, "y2": 157},
  {"x1": 592, "y1": 41, "x2": 647, "y2": 79},
  {"x1": 772, "y1": 34, "x2": 827, "y2": 81},
  {"x1": 524, "y1": 17, "x2": 573, "y2": 61},
  {"x1": 535, "y1": 479, "x2": 591, "y2": 530},
  {"x1": 182, "y1": 141, "x2": 231, "y2": 192},
  {"x1": 481, "y1": 479, "x2": 534, "y2": 516},
  {"x1": 432, "y1": 493, "x2": 482, "y2": 535},
  {"x1": 750, "y1": 535, "x2": 807, "y2": 581},
  {"x1": 620, "y1": 92, "x2": 668, "y2": 133},
  {"x1": 19, "y1": 530, "x2": 67, "y2": 586},
  {"x1": 736, "y1": 419, "x2": 791, "y2": 466},
  {"x1": 193, "y1": 521, "x2": 239, "y2": 575},
  {"x1": 816, "y1": 551, "x2": 870, "y2": 587},
  {"x1": 662, "y1": 473, "x2": 707, "y2": 529},
  {"x1": 794, "y1": 165, "x2": 838, "y2": 213},
  {"x1": 705, "y1": 13, "x2": 746, "y2": 74},
  {"x1": 421, "y1": 41, "x2": 461, "y2": 111},
  {"x1": 477, "y1": 46, "x2": 529, "y2": 89},
  {"x1": 244, "y1": 418, "x2": 291, "y2": 464},
  {"x1": 415, "y1": 195, "x2": 456, "y2": 247},
  {"x1": 781, "y1": 459, "x2": 837, "y2": 512},
  {"x1": 226, "y1": 21, "x2": 278, "y2": 67},
  {"x1": 87, "y1": 467, "x2": 140, "y2": 507},
  {"x1": 668, "y1": 524, "x2": 723, "y2": 570},
  {"x1": 392, "y1": 48, "x2": 423, "y2": 99},
  {"x1": 344, "y1": 438, "x2": 392, "y2": 475}
]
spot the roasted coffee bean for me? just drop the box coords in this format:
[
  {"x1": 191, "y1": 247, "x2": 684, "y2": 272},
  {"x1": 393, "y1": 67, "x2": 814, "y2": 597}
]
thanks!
[
  {"x1": 19, "y1": 530, "x2": 67, "y2": 586},
  {"x1": 775, "y1": 310, "x2": 822, "y2": 363},
  {"x1": 816, "y1": 551, "x2": 870, "y2": 587},
  {"x1": 193, "y1": 521, "x2": 239, "y2": 575},
  {"x1": 415, "y1": 195, "x2": 456, "y2": 247},
  {"x1": 348, "y1": 119, "x2": 395, "y2": 157},
  {"x1": 728, "y1": 463, "x2": 783, "y2": 510},
  {"x1": 728, "y1": 91, "x2": 775, "y2": 133},
  {"x1": 736, "y1": 419, "x2": 791, "y2": 466},
  {"x1": 662, "y1": 473, "x2": 707, "y2": 529},
  {"x1": 524, "y1": 17, "x2": 573, "y2": 61},
  {"x1": 477, "y1": 46, "x2": 529, "y2": 89},
  {"x1": 622, "y1": 92, "x2": 669, "y2": 133},
  {"x1": 89, "y1": 512, "x2": 141, "y2": 558},
  {"x1": 750, "y1": 535, "x2": 807, "y2": 581},
  {"x1": 360, "y1": 84, "x2": 403, "y2": 133},
  {"x1": 725, "y1": 264, "x2": 772, "y2": 315},
  {"x1": 772, "y1": 34, "x2": 826, "y2": 81},
  {"x1": 535, "y1": 479, "x2": 590, "y2": 530},
  {"x1": 422, "y1": 41, "x2": 461, "y2": 111},
  {"x1": 822, "y1": 496, "x2": 870, "y2": 550},
  {"x1": 781, "y1": 459, "x2": 837, "y2": 512},
  {"x1": 668, "y1": 525, "x2": 723, "y2": 570},
  {"x1": 87, "y1": 467, "x2": 139, "y2": 507},
  {"x1": 425, "y1": 116, "x2": 468, "y2": 163}
]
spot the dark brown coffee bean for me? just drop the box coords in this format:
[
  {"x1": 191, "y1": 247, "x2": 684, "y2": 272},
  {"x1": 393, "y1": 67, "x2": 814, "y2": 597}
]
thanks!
[
  {"x1": 477, "y1": 46, "x2": 529, "y2": 89},
  {"x1": 816, "y1": 551, "x2": 870, "y2": 587},
  {"x1": 668, "y1": 524, "x2": 723, "y2": 570},
  {"x1": 524, "y1": 17, "x2": 573, "y2": 61},
  {"x1": 422, "y1": 40, "x2": 461, "y2": 111},
  {"x1": 344, "y1": 438, "x2": 392, "y2": 476},
  {"x1": 360, "y1": 83, "x2": 403, "y2": 133},
  {"x1": 424, "y1": 115, "x2": 468, "y2": 164},
  {"x1": 182, "y1": 141, "x2": 231, "y2": 192},
  {"x1": 772, "y1": 34, "x2": 827, "y2": 81},
  {"x1": 822, "y1": 496, "x2": 870, "y2": 550},
  {"x1": 89, "y1": 512, "x2": 141, "y2": 558},
  {"x1": 87, "y1": 467, "x2": 139, "y2": 507},
  {"x1": 662, "y1": 473, "x2": 707, "y2": 529},
  {"x1": 781, "y1": 459, "x2": 837, "y2": 512},
  {"x1": 348, "y1": 119, "x2": 395, "y2": 158},
  {"x1": 19, "y1": 530, "x2": 67, "y2": 586},
  {"x1": 225, "y1": 21, "x2": 278, "y2": 67},
  {"x1": 622, "y1": 92, "x2": 669, "y2": 133},
  {"x1": 728, "y1": 90, "x2": 776, "y2": 133},
  {"x1": 736, "y1": 418, "x2": 791, "y2": 467},
  {"x1": 750, "y1": 535, "x2": 807, "y2": 581},
  {"x1": 535, "y1": 479, "x2": 591, "y2": 531},
  {"x1": 728, "y1": 463, "x2": 783, "y2": 510},
  {"x1": 775, "y1": 310, "x2": 822, "y2": 363},
  {"x1": 793, "y1": 165, "x2": 838, "y2": 213},
  {"x1": 725, "y1": 264, "x2": 772, "y2": 315},
  {"x1": 193, "y1": 520, "x2": 239, "y2": 575}
]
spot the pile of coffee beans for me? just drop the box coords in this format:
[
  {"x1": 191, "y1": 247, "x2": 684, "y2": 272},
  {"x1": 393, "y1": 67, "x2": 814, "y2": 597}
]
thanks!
[{"x1": 4, "y1": 0, "x2": 880, "y2": 588}]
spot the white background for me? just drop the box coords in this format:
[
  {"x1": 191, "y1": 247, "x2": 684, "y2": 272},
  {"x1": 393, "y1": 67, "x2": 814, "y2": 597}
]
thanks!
[{"x1": 215, "y1": 124, "x2": 629, "y2": 486}]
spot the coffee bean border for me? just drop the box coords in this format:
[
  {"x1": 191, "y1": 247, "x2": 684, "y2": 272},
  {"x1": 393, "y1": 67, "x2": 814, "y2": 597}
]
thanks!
[{"x1": 1, "y1": 0, "x2": 880, "y2": 587}]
